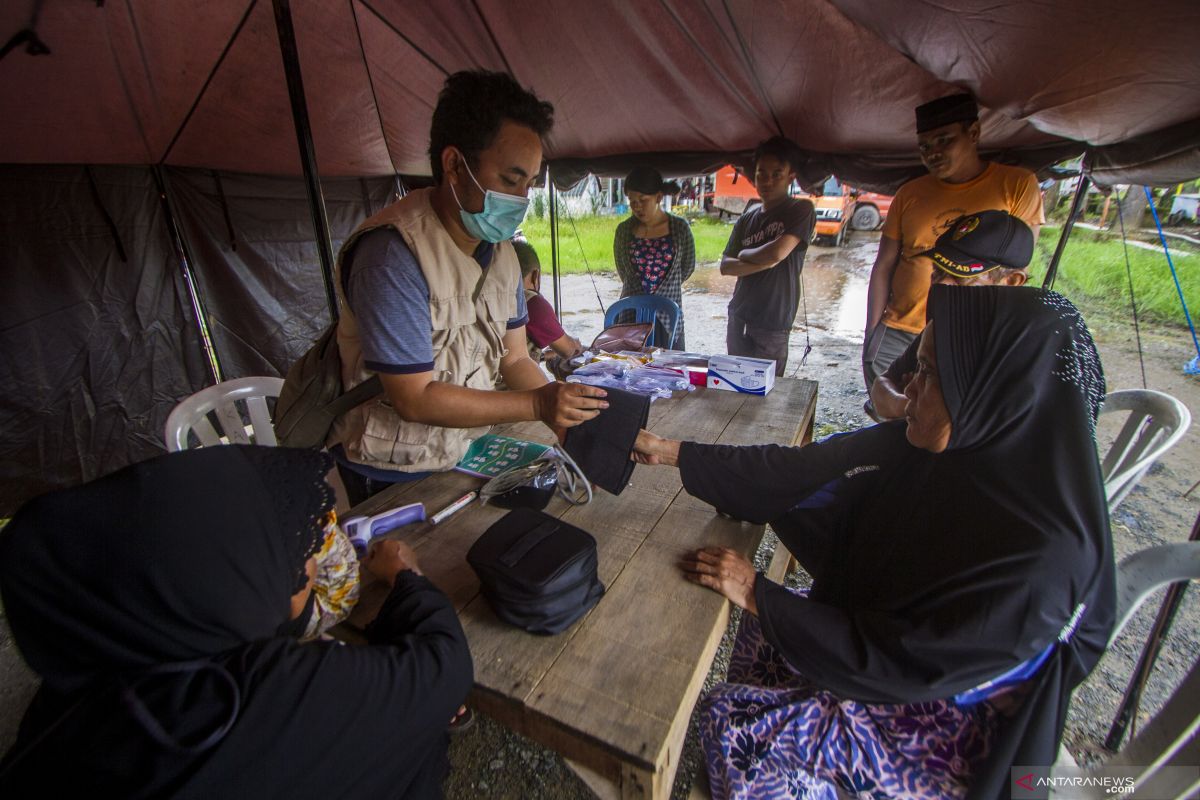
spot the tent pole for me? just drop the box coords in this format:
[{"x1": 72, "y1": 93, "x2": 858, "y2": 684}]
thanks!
[
  {"x1": 1043, "y1": 163, "x2": 1090, "y2": 290},
  {"x1": 153, "y1": 166, "x2": 223, "y2": 385},
  {"x1": 549, "y1": 171, "x2": 561, "y2": 318},
  {"x1": 272, "y1": 0, "x2": 338, "y2": 323}
]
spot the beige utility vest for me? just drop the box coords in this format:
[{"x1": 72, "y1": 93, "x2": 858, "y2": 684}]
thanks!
[{"x1": 330, "y1": 188, "x2": 520, "y2": 473}]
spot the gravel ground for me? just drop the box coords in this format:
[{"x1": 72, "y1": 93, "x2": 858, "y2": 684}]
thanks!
[{"x1": 1, "y1": 230, "x2": 1197, "y2": 797}]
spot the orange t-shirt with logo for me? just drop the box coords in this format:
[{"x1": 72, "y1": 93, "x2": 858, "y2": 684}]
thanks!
[{"x1": 880, "y1": 162, "x2": 1044, "y2": 333}]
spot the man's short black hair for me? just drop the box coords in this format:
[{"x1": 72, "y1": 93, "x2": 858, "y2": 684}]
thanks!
[
  {"x1": 428, "y1": 70, "x2": 555, "y2": 183},
  {"x1": 753, "y1": 136, "x2": 801, "y2": 173}
]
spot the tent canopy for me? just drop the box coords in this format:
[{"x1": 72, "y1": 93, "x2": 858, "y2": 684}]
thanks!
[
  {"x1": 3, "y1": 0, "x2": 1200, "y2": 513},
  {"x1": 4, "y1": 0, "x2": 1200, "y2": 190}
]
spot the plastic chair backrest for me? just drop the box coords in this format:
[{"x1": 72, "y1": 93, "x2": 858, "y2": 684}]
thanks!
[
  {"x1": 1046, "y1": 542, "x2": 1200, "y2": 797},
  {"x1": 602, "y1": 295, "x2": 681, "y2": 348},
  {"x1": 1110, "y1": 540, "x2": 1200, "y2": 647},
  {"x1": 1051, "y1": 653, "x2": 1200, "y2": 798},
  {"x1": 1098, "y1": 662, "x2": 1200, "y2": 799},
  {"x1": 1099, "y1": 389, "x2": 1191, "y2": 513},
  {"x1": 164, "y1": 376, "x2": 285, "y2": 452}
]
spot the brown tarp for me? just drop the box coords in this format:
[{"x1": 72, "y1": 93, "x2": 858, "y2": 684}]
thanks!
[
  {"x1": 4, "y1": 1, "x2": 1200, "y2": 188},
  {"x1": 2, "y1": 0, "x2": 1199, "y2": 510}
]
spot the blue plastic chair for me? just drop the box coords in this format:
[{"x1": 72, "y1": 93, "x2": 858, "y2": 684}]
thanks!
[{"x1": 603, "y1": 295, "x2": 682, "y2": 348}]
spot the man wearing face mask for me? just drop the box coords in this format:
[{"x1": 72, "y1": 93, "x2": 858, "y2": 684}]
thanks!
[{"x1": 328, "y1": 71, "x2": 608, "y2": 505}]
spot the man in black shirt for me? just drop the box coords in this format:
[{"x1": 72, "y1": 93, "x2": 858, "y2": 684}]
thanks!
[{"x1": 720, "y1": 137, "x2": 816, "y2": 376}]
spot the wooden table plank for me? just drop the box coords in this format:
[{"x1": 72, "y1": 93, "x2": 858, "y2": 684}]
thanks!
[
  {"x1": 521, "y1": 379, "x2": 817, "y2": 793},
  {"x1": 342, "y1": 378, "x2": 818, "y2": 799},
  {"x1": 461, "y1": 385, "x2": 753, "y2": 721}
]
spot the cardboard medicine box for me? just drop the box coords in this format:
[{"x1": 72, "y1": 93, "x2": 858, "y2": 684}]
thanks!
[{"x1": 706, "y1": 354, "x2": 775, "y2": 395}]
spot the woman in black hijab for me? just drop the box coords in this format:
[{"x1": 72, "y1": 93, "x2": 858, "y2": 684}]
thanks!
[
  {"x1": 633, "y1": 285, "x2": 1114, "y2": 800},
  {"x1": 0, "y1": 445, "x2": 472, "y2": 798}
]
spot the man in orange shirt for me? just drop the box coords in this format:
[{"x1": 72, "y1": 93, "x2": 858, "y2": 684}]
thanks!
[{"x1": 862, "y1": 93, "x2": 1044, "y2": 402}]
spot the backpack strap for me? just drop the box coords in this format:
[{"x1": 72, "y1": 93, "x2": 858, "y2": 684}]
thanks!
[{"x1": 327, "y1": 374, "x2": 382, "y2": 416}]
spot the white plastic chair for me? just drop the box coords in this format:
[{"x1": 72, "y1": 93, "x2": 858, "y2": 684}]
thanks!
[
  {"x1": 1099, "y1": 390, "x2": 1191, "y2": 513},
  {"x1": 1110, "y1": 540, "x2": 1200, "y2": 647},
  {"x1": 164, "y1": 376, "x2": 285, "y2": 451},
  {"x1": 1046, "y1": 541, "x2": 1200, "y2": 797}
]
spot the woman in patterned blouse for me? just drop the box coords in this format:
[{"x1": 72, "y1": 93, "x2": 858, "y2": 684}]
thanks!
[{"x1": 613, "y1": 166, "x2": 696, "y2": 349}]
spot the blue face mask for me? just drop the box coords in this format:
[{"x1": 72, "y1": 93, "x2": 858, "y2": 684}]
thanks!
[{"x1": 450, "y1": 153, "x2": 530, "y2": 243}]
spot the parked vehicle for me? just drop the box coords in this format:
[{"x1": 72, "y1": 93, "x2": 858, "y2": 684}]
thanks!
[
  {"x1": 707, "y1": 164, "x2": 760, "y2": 219},
  {"x1": 796, "y1": 176, "x2": 856, "y2": 246},
  {"x1": 706, "y1": 166, "x2": 893, "y2": 245},
  {"x1": 850, "y1": 191, "x2": 893, "y2": 231}
]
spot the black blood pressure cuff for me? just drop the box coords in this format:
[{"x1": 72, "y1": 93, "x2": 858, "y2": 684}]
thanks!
[{"x1": 563, "y1": 386, "x2": 650, "y2": 495}]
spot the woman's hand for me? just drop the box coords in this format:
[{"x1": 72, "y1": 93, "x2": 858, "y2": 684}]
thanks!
[
  {"x1": 681, "y1": 547, "x2": 758, "y2": 615},
  {"x1": 363, "y1": 539, "x2": 422, "y2": 586},
  {"x1": 631, "y1": 429, "x2": 681, "y2": 466}
]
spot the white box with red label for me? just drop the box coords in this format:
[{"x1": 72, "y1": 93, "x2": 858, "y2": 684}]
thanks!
[{"x1": 706, "y1": 354, "x2": 775, "y2": 395}]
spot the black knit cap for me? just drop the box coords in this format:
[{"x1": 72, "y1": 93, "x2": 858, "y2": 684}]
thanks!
[
  {"x1": 922, "y1": 210, "x2": 1034, "y2": 278},
  {"x1": 915, "y1": 93, "x2": 979, "y2": 133},
  {"x1": 625, "y1": 166, "x2": 679, "y2": 196}
]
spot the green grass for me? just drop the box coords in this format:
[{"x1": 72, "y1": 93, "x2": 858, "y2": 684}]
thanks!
[
  {"x1": 519, "y1": 213, "x2": 733, "y2": 274},
  {"x1": 520, "y1": 212, "x2": 1200, "y2": 331},
  {"x1": 1032, "y1": 225, "x2": 1199, "y2": 329}
]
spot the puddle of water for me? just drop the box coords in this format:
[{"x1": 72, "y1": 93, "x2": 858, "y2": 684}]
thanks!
[{"x1": 550, "y1": 233, "x2": 879, "y2": 366}]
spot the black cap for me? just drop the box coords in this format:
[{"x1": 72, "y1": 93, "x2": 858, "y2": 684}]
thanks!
[
  {"x1": 922, "y1": 211, "x2": 1034, "y2": 278},
  {"x1": 915, "y1": 93, "x2": 978, "y2": 133}
]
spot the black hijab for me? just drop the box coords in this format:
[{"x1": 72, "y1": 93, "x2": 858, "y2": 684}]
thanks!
[
  {"x1": 931, "y1": 285, "x2": 1114, "y2": 798},
  {"x1": 680, "y1": 286, "x2": 1114, "y2": 800},
  {"x1": 2, "y1": 445, "x2": 472, "y2": 798},
  {"x1": 0, "y1": 446, "x2": 337, "y2": 793},
  {"x1": 0, "y1": 446, "x2": 331, "y2": 694}
]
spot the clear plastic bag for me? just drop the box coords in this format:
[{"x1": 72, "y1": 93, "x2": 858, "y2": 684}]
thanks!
[{"x1": 566, "y1": 362, "x2": 692, "y2": 400}]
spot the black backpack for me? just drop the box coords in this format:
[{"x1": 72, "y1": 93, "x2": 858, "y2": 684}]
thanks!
[{"x1": 274, "y1": 325, "x2": 382, "y2": 449}]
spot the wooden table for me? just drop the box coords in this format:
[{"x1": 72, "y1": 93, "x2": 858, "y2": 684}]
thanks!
[{"x1": 346, "y1": 378, "x2": 817, "y2": 799}]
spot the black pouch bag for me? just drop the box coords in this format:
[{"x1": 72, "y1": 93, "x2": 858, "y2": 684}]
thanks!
[
  {"x1": 466, "y1": 508, "x2": 604, "y2": 635},
  {"x1": 563, "y1": 386, "x2": 650, "y2": 495}
]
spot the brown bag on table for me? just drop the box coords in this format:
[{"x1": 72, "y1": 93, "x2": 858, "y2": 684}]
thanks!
[{"x1": 589, "y1": 322, "x2": 653, "y2": 354}]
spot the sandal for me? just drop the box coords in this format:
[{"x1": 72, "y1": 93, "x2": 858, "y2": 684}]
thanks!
[{"x1": 447, "y1": 705, "x2": 476, "y2": 734}]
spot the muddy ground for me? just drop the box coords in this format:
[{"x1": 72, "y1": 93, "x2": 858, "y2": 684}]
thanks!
[{"x1": 1, "y1": 231, "x2": 1197, "y2": 798}]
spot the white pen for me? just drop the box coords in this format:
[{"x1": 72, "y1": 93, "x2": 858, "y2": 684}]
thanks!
[{"x1": 430, "y1": 491, "x2": 478, "y2": 525}]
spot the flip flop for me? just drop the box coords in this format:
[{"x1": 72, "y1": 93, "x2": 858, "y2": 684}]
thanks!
[{"x1": 447, "y1": 706, "x2": 476, "y2": 734}]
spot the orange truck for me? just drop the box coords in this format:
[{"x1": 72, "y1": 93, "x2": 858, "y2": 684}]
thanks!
[
  {"x1": 707, "y1": 165, "x2": 891, "y2": 245},
  {"x1": 708, "y1": 164, "x2": 759, "y2": 218}
]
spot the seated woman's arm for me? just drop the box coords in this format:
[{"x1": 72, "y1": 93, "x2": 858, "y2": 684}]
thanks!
[
  {"x1": 338, "y1": 542, "x2": 474, "y2": 736},
  {"x1": 265, "y1": 542, "x2": 472, "y2": 794},
  {"x1": 549, "y1": 332, "x2": 584, "y2": 359},
  {"x1": 525, "y1": 293, "x2": 582, "y2": 360},
  {"x1": 635, "y1": 422, "x2": 908, "y2": 524}
]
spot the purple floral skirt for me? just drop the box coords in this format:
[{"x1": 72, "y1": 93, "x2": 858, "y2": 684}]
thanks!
[{"x1": 699, "y1": 608, "x2": 999, "y2": 799}]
